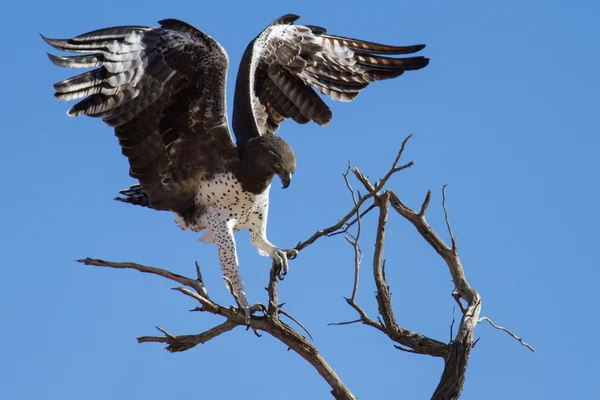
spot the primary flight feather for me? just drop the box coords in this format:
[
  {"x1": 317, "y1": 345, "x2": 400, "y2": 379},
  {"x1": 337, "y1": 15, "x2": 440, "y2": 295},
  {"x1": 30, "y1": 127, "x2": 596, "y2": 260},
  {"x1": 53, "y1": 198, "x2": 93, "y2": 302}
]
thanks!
[{"x1": 43, "y1": 14, "x2": 429, "y2": 322}]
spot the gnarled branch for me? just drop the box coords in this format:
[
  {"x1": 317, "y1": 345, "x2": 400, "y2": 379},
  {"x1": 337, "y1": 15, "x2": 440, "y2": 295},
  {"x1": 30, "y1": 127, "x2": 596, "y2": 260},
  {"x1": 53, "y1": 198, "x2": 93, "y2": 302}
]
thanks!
[
  {"x1": 76, "y1": 257, "x2": 357, "y2": 400},
  {"x1": 309, "y1": 134, "x2": 531, "y2": 398}
]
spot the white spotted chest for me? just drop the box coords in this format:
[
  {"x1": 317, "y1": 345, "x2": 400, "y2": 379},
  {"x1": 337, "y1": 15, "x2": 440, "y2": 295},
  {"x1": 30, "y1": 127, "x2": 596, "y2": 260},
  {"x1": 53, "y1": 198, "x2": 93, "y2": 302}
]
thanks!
[{"x1": 175, "y1": 173, "x2": 270, "y2": 235}]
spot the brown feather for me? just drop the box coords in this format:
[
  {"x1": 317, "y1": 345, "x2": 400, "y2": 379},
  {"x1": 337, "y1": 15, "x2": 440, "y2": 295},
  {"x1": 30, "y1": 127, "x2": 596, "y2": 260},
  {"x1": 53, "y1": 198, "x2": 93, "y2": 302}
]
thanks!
[{"x1": 322, "y1": 34, "x2": 426, "y2": 55}]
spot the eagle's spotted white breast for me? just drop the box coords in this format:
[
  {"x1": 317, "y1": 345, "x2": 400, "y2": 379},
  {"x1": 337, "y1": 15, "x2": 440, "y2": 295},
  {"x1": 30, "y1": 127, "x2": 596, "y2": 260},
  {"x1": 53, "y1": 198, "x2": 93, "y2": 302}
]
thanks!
[{"x1": 175, "y1": 173, "x2": 270, "y2": 239}]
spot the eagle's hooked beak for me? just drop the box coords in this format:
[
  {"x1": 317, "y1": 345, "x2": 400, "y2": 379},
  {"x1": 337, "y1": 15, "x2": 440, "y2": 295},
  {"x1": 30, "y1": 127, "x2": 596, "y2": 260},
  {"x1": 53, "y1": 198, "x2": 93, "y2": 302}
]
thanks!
[{"x1": 280, "y1": 172, "x2": 292, "y2": 189}]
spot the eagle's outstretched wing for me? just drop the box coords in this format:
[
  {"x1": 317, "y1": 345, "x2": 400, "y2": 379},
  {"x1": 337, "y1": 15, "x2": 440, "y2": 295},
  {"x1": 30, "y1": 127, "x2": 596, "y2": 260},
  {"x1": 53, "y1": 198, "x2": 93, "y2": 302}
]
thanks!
[
  {"x1": 43, "y1": 19, "x2": 236, "y2": 213},
  {"x1": 232, "y1": 14, "x2": 430, "y2": 141}
]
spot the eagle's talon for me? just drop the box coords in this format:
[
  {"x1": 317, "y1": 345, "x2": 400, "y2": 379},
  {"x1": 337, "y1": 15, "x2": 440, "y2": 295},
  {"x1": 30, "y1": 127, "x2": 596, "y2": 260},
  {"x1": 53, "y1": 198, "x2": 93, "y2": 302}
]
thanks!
[
  {"x1": 250, "y1": 302, "x2": 267, "y2": 315},
  {"x1": 286, "y1": 249, "x2": 299, "y2": 260},
  {"x1": 272, "y1": 249, "x2": 290, "y2": 278},
  {"x1": 272, "y1": 248, "x2": 297, "y2": 279}
]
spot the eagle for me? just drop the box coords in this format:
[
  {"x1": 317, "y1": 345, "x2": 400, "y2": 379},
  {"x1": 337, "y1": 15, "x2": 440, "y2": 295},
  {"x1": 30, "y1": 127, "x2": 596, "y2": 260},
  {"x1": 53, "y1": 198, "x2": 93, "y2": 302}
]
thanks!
[{"x1": 43, "y1": 14, "x2": 429, "y2": 322}]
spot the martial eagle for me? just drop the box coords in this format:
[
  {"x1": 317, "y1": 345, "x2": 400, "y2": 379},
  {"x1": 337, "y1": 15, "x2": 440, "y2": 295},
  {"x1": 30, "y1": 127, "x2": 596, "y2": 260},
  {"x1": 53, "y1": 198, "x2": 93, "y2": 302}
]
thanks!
[{"x1": 43, "y1": 14, "x2": 429, "y2": 322}]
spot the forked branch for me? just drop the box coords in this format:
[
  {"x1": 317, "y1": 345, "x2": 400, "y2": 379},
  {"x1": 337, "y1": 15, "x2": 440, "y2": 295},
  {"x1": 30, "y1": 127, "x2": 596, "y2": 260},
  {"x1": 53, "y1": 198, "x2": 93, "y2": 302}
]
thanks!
[
  {"x1": 294, "y1": 133, "x2": 414, "y2": 253},
  {"x1": 311, "y1": 134, "x2": 532, "y2": 399},
  {"x1": 76, "y1": 257, "x2": 356, "y2": 400}
]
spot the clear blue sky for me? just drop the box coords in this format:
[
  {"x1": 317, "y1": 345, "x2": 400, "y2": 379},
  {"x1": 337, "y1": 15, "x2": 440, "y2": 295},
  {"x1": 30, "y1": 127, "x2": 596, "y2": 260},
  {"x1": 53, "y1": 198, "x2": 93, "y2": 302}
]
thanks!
[{"x1": 2, "y1": 1, "x2": 598, "y2": 399}]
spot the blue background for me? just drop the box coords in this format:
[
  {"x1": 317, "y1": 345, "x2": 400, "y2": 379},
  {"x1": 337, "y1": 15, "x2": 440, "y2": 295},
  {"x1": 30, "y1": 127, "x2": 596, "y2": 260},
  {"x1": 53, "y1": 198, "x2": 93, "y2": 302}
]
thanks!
[{"x1": 2, "y1": 1, "x2": 598, "y2": 399}]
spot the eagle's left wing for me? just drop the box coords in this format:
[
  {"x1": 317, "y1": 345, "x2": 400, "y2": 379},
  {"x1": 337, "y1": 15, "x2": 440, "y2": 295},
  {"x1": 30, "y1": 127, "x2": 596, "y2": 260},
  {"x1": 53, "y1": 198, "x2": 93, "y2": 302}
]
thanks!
[
  {"x1": 42, "y1": 19, "x2": 236, "y2": 214},
  {"x1": 231, "y1": 14, "x2": 429, "y2": 142}
]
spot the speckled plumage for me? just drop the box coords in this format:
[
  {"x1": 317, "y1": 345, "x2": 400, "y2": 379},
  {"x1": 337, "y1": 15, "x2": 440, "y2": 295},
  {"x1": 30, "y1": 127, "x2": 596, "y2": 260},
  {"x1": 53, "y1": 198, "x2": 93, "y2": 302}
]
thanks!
[{"x1": 44, "y1": 14, "x2": 429, "y2": 319}]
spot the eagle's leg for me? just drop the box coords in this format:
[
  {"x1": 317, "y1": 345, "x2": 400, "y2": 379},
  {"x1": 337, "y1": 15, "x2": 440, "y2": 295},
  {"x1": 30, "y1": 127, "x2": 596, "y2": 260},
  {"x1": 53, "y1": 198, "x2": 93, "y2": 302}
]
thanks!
[
  {"x1": 247, "y1": 198, "x2": 297, "y2": 278},
  {"x1": 213, "y1": 220, "x2": 251, "y2": 323},
  {"x1": 249, "y1": 229, "x2": 297, "y2": 277}
]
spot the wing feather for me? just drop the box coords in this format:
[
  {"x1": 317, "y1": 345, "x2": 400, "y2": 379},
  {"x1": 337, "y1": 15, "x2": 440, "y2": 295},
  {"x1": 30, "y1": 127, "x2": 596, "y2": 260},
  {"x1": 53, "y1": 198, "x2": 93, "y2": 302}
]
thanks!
[
  {"x1": 44, "y1": 19, "x2": 236, "y2": 213},
  {"x1": 268, "y1": 67, "x2": 329, "y2": 124},
  {"x1": 232, "y1": 14, "x2": 429, "y2": 140}
]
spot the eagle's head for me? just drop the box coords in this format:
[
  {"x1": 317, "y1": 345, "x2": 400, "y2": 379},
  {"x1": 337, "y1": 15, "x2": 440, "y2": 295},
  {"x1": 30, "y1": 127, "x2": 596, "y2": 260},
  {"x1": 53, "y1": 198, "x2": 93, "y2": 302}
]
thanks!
[
  {"x1": 268, "y1": 137, "x2": 296, "y2": 189},
  {"x1": 241, "y1": 135, "x2": 296, "y2": 190}
]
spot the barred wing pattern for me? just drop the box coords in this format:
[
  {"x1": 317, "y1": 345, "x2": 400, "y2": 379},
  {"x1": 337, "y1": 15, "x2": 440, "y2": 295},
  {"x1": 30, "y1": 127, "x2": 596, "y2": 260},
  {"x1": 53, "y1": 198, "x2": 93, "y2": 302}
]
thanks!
[
  {"x1": 232, "y1": 14, "x2": 430, "y2": 140},
  {"x1": 43, "y1": 19, "x2": 237, "y2": 213}
]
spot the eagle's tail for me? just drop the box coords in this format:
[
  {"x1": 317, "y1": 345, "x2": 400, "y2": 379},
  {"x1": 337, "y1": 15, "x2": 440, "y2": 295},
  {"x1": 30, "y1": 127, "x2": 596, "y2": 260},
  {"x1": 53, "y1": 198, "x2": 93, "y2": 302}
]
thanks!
[{"x1": 114, "y1": 184, "x2": 149, "y2": 208}]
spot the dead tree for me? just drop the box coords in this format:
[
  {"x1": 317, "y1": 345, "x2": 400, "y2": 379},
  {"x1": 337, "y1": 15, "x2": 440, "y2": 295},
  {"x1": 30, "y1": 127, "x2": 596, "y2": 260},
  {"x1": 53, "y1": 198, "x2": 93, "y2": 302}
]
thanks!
[{"x1": 77, "y1": 134, "x2": 533, "y2": 399}]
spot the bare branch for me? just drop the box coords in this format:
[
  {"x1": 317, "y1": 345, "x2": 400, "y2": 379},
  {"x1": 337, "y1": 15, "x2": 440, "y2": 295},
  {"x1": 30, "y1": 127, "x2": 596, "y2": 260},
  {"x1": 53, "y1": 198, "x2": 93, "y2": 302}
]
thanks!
[
  {"x1": 385, "y1": 187, "x2": 482, "y2": 399},
  {"x1": 343, "y1": 165, "x2": 359, "y2": 206},
  {"x1": 479, "y1": 316, "x2": 536, "y2": 353},
  {"x1": 394, "y1": 344, "x2": 419, "y2": 354},
  {"x1": 329, "y1": 138, "x2": 451, "y2": 359},
  {"x1": 419, "y1": 190, "x2": 432, "y2": 217},
  {"x1": 155, "y1": 326, "x2": 176, "y2": 339},
  {"x1": 76, "y1": 258, "x2": 208, "y2": 296},
  {"x1": 279, "y1": 309, "x2": 314, "y2": 341},
  {"x1": 267, "y1": 259, "x2": 281, "y2": 316},
  {"x1": 344, "y1": 297, "x2": 384, "y2": 331},
  {"x1": 328, "y1": 319, "x2": 362, "y2": 327},
  {"x1": 450, "y1": 306, "x2": 456, "y2": 342},
  {"x1": 338, "y1": 203, "x2": 377, "y2": 235},
  {"x1": 327, "y1": 136, "x2": 488, "y2": 398},
  {"x1": 295, "y1": 134, "x2": 414, "y2": 253},
  {"x1": 442, "y1": 185, "x2": 457, "y2": 251},
  {"x1": 370, "y1": 190, "x2": 448, "y2": 357},
  {"x1": 371, "y1": 191, "x2": 397, "y2": 330},
  {"x1": 387, "y1": 191, "x2": 476, "y2": 302},
  {"x1": 344, "y1": 234, "x2": 364, "y2": 303},
  {"x1": 137, "y1": 322, "x2": 237, "y2": 352},
  {"x1": 295, "y1": 196, "x2": 374, "y2": 252},
  {"x1": 453, "y1": 289, "x2": 467, "y2": 314},
  {"x1": 376, "y1": 133, "x2": 415, "y2": 190}
]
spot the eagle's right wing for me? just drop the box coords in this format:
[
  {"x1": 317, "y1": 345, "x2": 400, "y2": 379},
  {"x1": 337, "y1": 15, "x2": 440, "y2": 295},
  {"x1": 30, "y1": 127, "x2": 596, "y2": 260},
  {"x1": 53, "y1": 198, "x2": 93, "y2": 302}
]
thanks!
[
  {"x1": 44, "y1": 19, "x2": 236, "y2": 213},
  {"x1": 232, "y1": 14, "x2": 429, "y2": 141}
]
